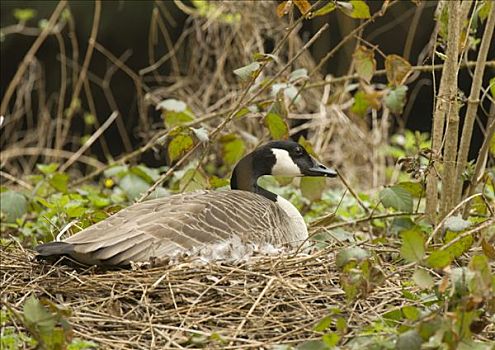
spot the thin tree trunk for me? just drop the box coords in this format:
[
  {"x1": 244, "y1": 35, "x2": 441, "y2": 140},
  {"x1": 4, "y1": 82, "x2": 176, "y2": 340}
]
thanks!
[
  {"x1": 425, "y1": 0, "x2": 462, "y2": 224},
  {"x1": 454, "y1": 3, "x2": 495, "y2": 203}
]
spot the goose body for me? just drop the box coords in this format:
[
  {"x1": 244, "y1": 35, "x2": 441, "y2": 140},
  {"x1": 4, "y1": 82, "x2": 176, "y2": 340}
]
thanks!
[{"x1": 35, "y1": 141, "x2": 336, "y2": 265}]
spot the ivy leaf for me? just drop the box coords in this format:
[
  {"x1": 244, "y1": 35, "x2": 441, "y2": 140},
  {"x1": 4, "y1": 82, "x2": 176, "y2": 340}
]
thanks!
[
  {"x1": 300, "y1": 177, "x2": 326, "y2": 201},
  {"x1": 0, "y1": 190, "x2": 28, "y2": 223},
  {"x1": 348, "y1": 0, "x2": 371, "y2": 19},
  {"x1": 400, "y1": 229, "x2": 425, "y2": 263},
  {"x1": 385, "y1": 54, "x2": 412, "y2": 86},
  {"x1": 264, "y1": 112, "x2": 289, "y2": 140},
  {"x1": 168, "y1": 133, "x2": 194, "y2": 162},
  {"x1": 380, "y1": 185, "x2": 413, "y2": 212},
  {"x1": 233, "y1": 62, "x2": 260, "y2": 81},
  {"x1": 413, "y1": 268, "x2": 434, "y2": 289},
  {"x1": 353, "y1": 46, "x2": 376, "y2": 83},
  {"x1": 313, "y1": 2, "x2": 337, "y2": 17},
  {"x1": 426, "y1": 250, "x2": 452, "y2": 269},
  {"x1": 384, "y1": 85, "x2": 408, "y2": 115},
  {"x1": 220, "y1": 134, "x2": 246, "y2": 166}
]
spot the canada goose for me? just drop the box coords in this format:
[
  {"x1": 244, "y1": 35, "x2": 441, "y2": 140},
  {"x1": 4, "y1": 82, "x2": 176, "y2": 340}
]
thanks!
[{"x1": 35, "y1": 140, "x2": 336, "y2": 266}]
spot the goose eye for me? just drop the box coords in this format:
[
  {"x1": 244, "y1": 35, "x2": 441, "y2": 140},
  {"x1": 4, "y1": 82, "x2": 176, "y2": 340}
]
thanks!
[{"x1": 294, "y1": 147, "x2": 304, "y2": 156}]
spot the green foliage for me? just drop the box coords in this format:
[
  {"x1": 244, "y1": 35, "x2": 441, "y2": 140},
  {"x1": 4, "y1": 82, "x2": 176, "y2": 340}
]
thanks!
[
  {"x1": 379, "y1": 185, "x2": 413, "y2": 212},
  {"x1": 353, "y1": 46, "x2": 376, "y2": 83},
  {"x1": 13, "y1": 8, "x2": 37, "y2": 22}
]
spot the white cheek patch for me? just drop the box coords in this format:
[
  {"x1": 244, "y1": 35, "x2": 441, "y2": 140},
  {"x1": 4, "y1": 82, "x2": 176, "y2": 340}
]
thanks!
[{"x1": 271, "y1": 149, "x2": 302, "y2": 176}]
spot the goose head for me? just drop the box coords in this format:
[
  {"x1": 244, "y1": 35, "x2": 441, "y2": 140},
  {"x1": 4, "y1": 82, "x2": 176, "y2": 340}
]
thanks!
[{"x1": 231, "y1": 140, "x2": 336, "y2": 200}]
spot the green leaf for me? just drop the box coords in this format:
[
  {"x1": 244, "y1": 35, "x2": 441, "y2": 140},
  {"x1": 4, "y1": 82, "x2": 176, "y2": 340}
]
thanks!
[
  {"x1": 103, "y1": 165, "x2": 128, "y2": 178},
  {"x1": 37, "y1": 163, "x2": 59, "y2": 175},
  {"x1": 264, "y1": 112, "x2": 289, "y2": 140},
  {"x1": 119, "y1": 174, "x2": 150, "y2": 201},
  {"x1": 300, "y1": 177, "x2": 326, "y2": 201},
  {"x1": 157, "y1": 99, "x2": 195, "y2": 128},
  {"x1": 396, "y1": 329, "x2": 422, "y2": 350},
  {"x1": 322, "y1": 332, "x2": 340, "y2": 347},
  {"x1": 402, "y1": 306, "x2": 420, "y2": 321},
  {"x1": 168, "y1": 133, "x2": 194, "y2": 162},
  {"x1": 397, "y1": 181, "x2": 424, "y2": 198},
  {"x1": 23, "y1": 296, "x2": 56, "y2": 333},
  {"x1": 444, "y1": 232, "x2": 473, "y2": 258},
  {"x1": 66, "y1": 203, "x2": 86, "y2": 218},
  {"x1": 49, "y1": 173, "x2": 69, "y2": 193},
  {"x1": 353, "y1": 46, "x2": 376, "y2": 83},
  {"x1": 478, "y1": 1, "x2": 493, "y2": 22},
  {"x1": 314, "y1": 316, "x2": 332, "y2": 332},
  {"x1": 179, "y1": 169, "x2": 208, "y2": 192},
  {"x1": 13, "y1": 8, "x2": 37, "y2": 22},
  {"x1": 384, "y1": 85, "x2": 408, "y2": 114},
  {"x1": 380, "y1": 185, "x2": 413, "y2": 212},
  {"x1": 313, "y1": 2, "x2": 337, "y2": 17},
  {"x1": 336, "y1": 246, "x2": 370, "y2": 268},
  {"x1": 296, "y1": 340, "x2": 330, "y2": 350},
  {"x1": 444, "y1": 215, "x2": 471, "y2": 232},
  {"x1": 351, "y1": 91, "x2": 370, "y2": 117},
  {"x1": 426, "y1": 250, "x2": 452, "y2": 269},
  {"x1": 385, "y1": 54, "x2": 412, "y2": 86},
  {"x1": 0, "y1": 191, "x2": 28, "y2": 223},
  {"x1": 348, "y1": 0, "x2": 371, "y2": 19},
  {"x1": 400, "y1": 229, "x2": 425, "y2": 263},
  {"x1": 233, "y1": 62, "x2": 260, "y2": 81},
  {"x1": 220, "y1": 134, "x2": 246, "y2": 166},
  {"x1": 87, "y1": 194, "x2": 110, "y2": 208},
  {"x1": 209, "y1": 176, "x2": 230, "y2": 189},
  {"x1": 412, "y1": 268, "x2": 434, "y2": 289}
]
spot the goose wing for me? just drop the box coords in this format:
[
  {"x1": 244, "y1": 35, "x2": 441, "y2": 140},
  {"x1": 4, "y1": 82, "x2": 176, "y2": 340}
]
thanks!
[{"x1": 35, "y1": 190, "x2": 291, "y2": 265}]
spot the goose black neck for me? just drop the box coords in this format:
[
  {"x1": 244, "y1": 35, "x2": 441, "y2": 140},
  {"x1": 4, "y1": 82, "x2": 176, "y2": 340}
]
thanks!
[{"x1": 230, "y1": 151, "x2": 278, "y2": 202}]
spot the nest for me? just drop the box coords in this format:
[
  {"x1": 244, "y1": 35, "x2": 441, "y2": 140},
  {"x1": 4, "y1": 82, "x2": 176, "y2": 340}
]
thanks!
[{"x1": 2, "y1": 244, "x2": 421, "y2": 349}]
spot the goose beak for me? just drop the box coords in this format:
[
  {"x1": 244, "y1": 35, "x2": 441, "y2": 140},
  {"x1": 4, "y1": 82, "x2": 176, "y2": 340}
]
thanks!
[{"x1": 305, "y1": 160, "x2": 337, "y2": 177}]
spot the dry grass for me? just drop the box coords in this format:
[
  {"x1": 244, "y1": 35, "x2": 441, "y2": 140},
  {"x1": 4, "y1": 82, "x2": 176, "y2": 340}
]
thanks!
[{"x1": 1, "y1": 242, "x2": 419, "y2": 349}]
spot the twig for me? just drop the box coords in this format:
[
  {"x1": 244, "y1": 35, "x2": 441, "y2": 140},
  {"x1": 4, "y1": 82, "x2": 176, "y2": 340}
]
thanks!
[
  {"x1": 60, "y1": 111, "x2": 119, "y2": 172},
  {"x1": 58, "y1": 0, "x2": 101, "y2": 151},
  {"x1": 439, "y1": 218, "x2": 495, "y2": 251},
  {"x1": 230, "y1": 277, "x2": 276, "y2": 344},
  {"x1": 0, "y1": 0, "x2": 67, "y2": 117},
  {"x1": 454, "y1": 3, "x2": 495, "y2": 203},
  {"x1": 337, "y1": 170, "x2": 369, "y2": 214},
  {"x1": 1, "y1": 147, "x2": 104, "y2": 169}
]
